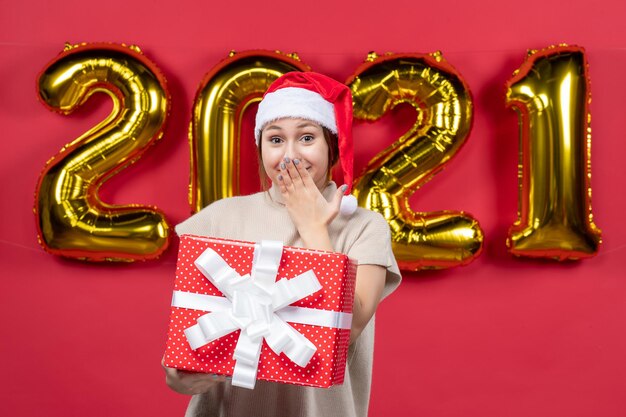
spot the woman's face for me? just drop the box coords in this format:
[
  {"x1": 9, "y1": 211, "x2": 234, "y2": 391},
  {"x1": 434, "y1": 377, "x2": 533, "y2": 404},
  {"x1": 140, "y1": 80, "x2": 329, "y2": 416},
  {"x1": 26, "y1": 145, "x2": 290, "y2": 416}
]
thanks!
[{"x1": 260, "y1": 118, "x2": 330, "y2": 191}]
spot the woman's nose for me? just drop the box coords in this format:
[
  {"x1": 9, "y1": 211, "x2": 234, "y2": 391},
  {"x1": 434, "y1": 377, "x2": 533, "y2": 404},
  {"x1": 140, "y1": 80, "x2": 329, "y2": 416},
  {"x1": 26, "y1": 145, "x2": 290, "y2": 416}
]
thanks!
[{"x1": 283, "y1": 141, "x2": 300, "y2": 160}]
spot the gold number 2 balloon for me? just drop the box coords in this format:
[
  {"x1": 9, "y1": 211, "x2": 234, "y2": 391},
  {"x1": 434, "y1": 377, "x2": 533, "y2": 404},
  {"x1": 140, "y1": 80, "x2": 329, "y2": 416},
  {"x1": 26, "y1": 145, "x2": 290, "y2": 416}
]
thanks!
[
  {"x1": 189, "y1": 50, "x2": 310, "y2": 212},
  {"x1": 348, "y1": 53, "x2": 483, "y2": 270},
  {"x1": 506, "y1": 45, "x2": 601, "y2": 260},
  {"x1": 35, "y1": 43, "x2": 171, "y2": 261}
]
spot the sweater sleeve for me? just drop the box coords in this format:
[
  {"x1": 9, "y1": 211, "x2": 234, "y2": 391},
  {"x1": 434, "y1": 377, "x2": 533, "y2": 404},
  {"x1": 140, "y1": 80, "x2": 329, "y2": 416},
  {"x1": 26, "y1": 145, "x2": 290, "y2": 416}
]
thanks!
[{"x1": 346, "y1": 211, "x2": 401, "y2": 300}]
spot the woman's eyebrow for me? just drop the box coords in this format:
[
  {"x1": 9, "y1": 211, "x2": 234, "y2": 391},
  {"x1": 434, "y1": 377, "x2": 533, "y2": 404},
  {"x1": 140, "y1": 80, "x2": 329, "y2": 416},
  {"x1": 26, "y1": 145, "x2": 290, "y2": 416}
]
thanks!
[
  {"x1": 263, "y1": 125, "x2": 283, "y2": 132},
  {"x1": 296, "y1": 122, "x2": 319, "y2": 129}
]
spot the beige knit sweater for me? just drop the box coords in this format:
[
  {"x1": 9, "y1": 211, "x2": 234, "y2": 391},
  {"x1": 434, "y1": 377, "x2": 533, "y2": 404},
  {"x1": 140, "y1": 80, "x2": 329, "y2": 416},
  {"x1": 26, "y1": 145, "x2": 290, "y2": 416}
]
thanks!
[{"x1": 175, "y1": 182, "x2": 401, "y2": 417}]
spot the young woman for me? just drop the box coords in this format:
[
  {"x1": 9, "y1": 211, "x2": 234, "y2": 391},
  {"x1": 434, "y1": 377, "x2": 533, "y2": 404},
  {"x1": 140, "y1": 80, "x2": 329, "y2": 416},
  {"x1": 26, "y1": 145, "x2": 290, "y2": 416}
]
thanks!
[{"x1": 164, "y1": 72, "x2": 401, "y2": 417}]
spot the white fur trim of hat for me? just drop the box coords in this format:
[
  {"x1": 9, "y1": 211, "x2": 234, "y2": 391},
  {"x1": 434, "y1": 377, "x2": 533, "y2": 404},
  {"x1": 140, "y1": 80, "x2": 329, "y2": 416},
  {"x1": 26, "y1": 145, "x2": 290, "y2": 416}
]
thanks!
[{"x1": 254, "y1": 87, "x2": 337, "y2": 144}]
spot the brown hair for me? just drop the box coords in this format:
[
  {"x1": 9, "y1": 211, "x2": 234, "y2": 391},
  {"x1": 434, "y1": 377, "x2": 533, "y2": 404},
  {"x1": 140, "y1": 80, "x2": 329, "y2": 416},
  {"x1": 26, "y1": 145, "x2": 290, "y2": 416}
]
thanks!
[{"x1": 257, "y1": 125, "x2": 339, "y2": 191}]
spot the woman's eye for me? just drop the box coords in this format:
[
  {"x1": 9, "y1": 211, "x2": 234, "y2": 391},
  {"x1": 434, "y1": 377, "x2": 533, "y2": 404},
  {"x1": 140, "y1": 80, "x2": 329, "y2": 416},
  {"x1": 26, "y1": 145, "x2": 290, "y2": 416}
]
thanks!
[
  {"x1": 300, "y1": 135, "x2": 314, "y2": 142},
  {"x1": 269, "y1": 137, "x2": 283, "y2": 144}
]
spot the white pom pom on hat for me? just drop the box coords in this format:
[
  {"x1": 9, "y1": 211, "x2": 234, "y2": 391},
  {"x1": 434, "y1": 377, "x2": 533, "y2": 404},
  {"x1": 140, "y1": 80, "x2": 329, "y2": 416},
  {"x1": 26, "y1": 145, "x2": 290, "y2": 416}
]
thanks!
[
  {"x1": 255, "y1": 72, "x2": 357, "y2": 217},
  {"x1": 339, "y1": 194, "x2": 358, "y2": 216}
]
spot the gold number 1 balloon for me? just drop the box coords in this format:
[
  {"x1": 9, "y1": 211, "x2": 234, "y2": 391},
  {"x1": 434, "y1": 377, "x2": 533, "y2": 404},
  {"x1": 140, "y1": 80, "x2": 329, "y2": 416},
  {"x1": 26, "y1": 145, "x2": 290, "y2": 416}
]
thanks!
[
  {"x1": 189, "y1": 50, "x2": 310, "y2": 212},
  {"x1": 35, "y1": 43, "x2": 171, "y2": 261},
  {"x1": 348, "y1": 53, "x2": 483, "y2": 270},
  {"x1": 506, "y1": 45, "x2": 601, "y2": 260}
]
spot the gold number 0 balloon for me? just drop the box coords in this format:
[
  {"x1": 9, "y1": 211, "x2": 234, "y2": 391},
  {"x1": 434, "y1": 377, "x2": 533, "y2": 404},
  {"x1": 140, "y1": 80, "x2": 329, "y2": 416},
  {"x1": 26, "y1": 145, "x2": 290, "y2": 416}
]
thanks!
[
  {"x1": 189, "y1": 50, "x2": 310, "y2": 211},
  {"x1": 35, "y1": 43, "x2": 171, "y2": 261},
  {"x1": 348, "y1": 53, "x2": 483, "y2": 270},
  {"x1": 506, "y1": 45, "x2": 601, "y2": 259}
]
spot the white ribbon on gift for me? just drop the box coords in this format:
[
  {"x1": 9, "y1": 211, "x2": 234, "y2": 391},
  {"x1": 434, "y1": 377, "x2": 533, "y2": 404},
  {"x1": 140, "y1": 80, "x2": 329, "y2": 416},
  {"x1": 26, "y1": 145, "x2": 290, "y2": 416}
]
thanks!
[{"x1": 171, "y1": 240, "x2": 353, "y2": 389}]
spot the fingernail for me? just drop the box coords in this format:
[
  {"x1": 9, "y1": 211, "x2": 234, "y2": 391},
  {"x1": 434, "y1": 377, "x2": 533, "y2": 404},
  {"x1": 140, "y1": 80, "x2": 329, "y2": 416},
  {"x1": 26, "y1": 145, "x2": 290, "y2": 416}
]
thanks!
[
  {"x1": 280, "y1": 162, "x2": 286, "y2": 170},
  {"x1": 277, "y1": 174, "x2": 283, "y2": 181},
  {"x1": 284, "y1": 157, "x2": 290, "y2": 163},
  {"x1": 293, "y1": 159, "x2": 300, "y2": 165},
  {"x1": 341, "y1": 184, "x2": 348, "y2": 192}
]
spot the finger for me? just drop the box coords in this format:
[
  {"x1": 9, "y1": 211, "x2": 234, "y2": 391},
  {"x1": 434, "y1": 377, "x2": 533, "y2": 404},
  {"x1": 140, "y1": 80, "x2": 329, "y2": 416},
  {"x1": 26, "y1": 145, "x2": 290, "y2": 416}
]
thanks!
[
  {"x1": 279, "y1": 161, "x2": 294, "y2": 191},
  {"x1": 276, "y1": 174, "x2": 288, "y2": 194},
  {"x1": 293, "y1": 158, "x2": 315, "y2": 188},
  {"x1": 330, "y1": 184, "x2": 346, "y2": 215},
  {"x1": 284, "y1": 157, "x2": 303, "y2": 187},
  {"x1": 161, "y1": 358, "x2": 179, "y2": 378},
  {"x1": 187, "y1": 374, "x2": 227, "y2": 394},
  {"x1": 183, "y1": 372, "x2": 222, "y2": 382}
]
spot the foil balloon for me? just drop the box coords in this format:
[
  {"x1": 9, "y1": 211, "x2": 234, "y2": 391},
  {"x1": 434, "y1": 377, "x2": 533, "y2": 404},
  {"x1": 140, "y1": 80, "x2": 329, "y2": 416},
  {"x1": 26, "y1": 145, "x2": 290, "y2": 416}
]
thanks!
[
  {"x1": 505, "y1": 45, "x2": 601, "y2": 260},
  {"x1": 348, "y1": 52, "x2": 483, "y2": 271},
  {"x1": 35, "y1": 42, "x2": 171, "y2": 262},
  {"x1": 189, "y1": 50, "x2": 310, "y2": 212}
]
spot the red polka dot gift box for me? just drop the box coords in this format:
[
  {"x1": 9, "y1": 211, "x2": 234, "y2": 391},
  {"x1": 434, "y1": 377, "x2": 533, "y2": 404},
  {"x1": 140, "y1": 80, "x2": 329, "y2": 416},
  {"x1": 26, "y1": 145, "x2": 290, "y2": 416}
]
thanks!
[{"x1": 163, "y1": 235, "x2": 357, "y2": 389}]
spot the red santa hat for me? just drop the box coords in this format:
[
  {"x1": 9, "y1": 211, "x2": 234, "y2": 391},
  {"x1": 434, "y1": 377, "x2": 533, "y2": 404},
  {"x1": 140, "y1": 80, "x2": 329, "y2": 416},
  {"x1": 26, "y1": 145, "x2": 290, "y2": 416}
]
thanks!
[{"x1": 254, "y1": 72, "x2": 357, "y2": 215}]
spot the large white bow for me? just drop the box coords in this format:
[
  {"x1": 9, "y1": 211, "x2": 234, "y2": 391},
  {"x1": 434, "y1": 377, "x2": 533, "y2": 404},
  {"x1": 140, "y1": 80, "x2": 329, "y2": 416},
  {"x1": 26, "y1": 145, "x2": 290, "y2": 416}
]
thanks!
[{"x1": 171, "y1": 240, "x2": 352, "y2": 389}]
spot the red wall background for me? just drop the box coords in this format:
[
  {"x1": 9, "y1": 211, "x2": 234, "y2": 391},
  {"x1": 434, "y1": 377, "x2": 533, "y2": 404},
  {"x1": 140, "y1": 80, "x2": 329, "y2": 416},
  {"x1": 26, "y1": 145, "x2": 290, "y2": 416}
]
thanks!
[{"x1": 2, "y1": 1, "x2": 626, "y2": 416}]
